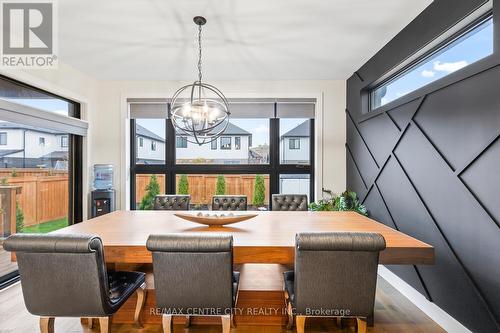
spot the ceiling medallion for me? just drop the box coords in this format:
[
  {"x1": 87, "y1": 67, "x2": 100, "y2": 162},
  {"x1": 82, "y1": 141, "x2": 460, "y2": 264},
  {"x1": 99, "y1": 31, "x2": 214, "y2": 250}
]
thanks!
[{"x1": 170, "y1": 16, "x2": 230, "y2": 145}]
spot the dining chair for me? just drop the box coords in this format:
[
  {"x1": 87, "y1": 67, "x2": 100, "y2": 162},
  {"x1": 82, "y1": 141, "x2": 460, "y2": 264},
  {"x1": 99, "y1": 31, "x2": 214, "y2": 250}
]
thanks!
[
  {"x1": 212, "y1": 195, "x2": 247, "y2": 211},
  {"x1": 271, "y1": 194, "x2": 308, "y2": 211},
  {"x1": 154, "y1": 194, "x2": 190, "y2": 210},
  {"x1": 146, "y1": 234, "x2": 239, "y2": 333},
  {"x1": 283, "y1": 232, "x2": 386, "y2": 333},
  {"x1": 3, "y1": 234, "x2": 146, "y2": 333}
]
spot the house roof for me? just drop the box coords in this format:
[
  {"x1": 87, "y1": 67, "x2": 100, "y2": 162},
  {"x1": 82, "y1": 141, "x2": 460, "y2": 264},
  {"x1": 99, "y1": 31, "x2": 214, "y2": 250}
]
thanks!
[
  {"x1": 281, "y1": 120, "x2": 310, "y2": 137},
  {"x1": 0, "y1": 122, "x2": 66, "y2": 135},
  {"x1": 136, "y1": 124, "x2": 165, "y2": 142},
  {"x1": 0, "y1": 149, "x2": 23, "y2": 158},
  {"x1": 212, "y1": 122, "x2": 252, "y2": 136},
  {"x1": 41, "y1": 151, "x2": 68, "y2": 159}
]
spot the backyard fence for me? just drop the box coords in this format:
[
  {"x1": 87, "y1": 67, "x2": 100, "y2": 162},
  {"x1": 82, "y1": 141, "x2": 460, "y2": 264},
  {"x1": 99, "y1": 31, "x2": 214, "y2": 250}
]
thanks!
[
  {"x1": 0, "y1": 169, "x2": 68, "y2": 226},
  {"x1": 136, "y1": 174, "x2": 270, "y2": 206}
]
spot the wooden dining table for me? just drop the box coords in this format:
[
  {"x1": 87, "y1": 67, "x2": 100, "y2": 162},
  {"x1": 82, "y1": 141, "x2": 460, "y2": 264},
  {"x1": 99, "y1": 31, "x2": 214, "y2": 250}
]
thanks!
[{"x1": 52, "y1": 210, "x2": 434, "y2": 326}]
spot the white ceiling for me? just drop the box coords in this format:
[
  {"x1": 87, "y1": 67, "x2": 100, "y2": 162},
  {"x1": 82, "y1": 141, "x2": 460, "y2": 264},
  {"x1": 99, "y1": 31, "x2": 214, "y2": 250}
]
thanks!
[{"x1": 58, "y1": 0, "x2": 432, "y2": 81}]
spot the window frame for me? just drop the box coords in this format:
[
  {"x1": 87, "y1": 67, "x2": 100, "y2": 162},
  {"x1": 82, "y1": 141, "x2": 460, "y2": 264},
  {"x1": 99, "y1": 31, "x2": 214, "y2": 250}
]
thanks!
[
  {"x1": 60, "y1": 135, "x2": 68, "y2": 148},
  {"x1": 220, "y1": 136, "x2": 232, "y2": 150},
  {"x1": 176, "y1": 136, "x2": 188, "y2": 148},
  {"x1": 368, "y1": 14, "x2": 494, "y2": 112},
  {"x1": 235, "y1": 136, "x2": 241, "y2": 150},
  {"x1": 39, "y1": 137, "x2": 45, "y2": 146},
  {"x1": 138, "y1": 137, "x2": 143, "y2": 147},
  {"x1": 129, "y1": 105, "x2": 315, "y2": 210},
  {"x1": 151, "y1": 141, "x2": 157, "y2": 151},
  {"x1": 0, "y1": 132, "x2": 6, "y2": 145},
  {"x1": 289, "y1": 138, "x2": 300, "y2": 150},
  {"x1": 211, "y1": 139, "x2": 217, "y2": 150}
]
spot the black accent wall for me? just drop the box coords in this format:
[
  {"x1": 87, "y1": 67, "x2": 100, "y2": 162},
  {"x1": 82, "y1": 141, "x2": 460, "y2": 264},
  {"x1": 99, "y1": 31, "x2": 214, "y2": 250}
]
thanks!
[{"x1": 346, "y1": 1, "x2": 500, "y2": 332}]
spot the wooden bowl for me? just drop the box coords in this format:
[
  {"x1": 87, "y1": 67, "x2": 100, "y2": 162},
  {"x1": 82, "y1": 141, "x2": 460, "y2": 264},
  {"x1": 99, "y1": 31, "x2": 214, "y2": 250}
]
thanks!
[{"x1": 174, "y1": 212, "x2": 257, "y2": 227}]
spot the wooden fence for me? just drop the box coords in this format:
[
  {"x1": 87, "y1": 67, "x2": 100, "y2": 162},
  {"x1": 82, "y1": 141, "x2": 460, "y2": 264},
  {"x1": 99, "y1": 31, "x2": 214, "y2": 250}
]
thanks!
[
  {"x1": 136, "y1": 174, "x2": 270, "y2": 206},
  {"x1": 0, "y1": 169, "x2": 68, "y2": 226}
]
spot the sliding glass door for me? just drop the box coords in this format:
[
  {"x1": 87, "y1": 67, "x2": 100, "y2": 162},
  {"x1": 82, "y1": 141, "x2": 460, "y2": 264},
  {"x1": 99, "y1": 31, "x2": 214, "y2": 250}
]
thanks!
[{"x1": 0, "y1": 75, "x2": 83, "y2": 289}]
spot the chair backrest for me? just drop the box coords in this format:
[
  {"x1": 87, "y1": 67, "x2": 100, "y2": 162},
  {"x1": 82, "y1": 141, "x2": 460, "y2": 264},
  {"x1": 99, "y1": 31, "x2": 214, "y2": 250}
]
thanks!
[
  {"x1": 294, "y1": 232, "x2": 386, "y2": 316},
  {"x1": 147, "y1": 234, "x2": 234, "y2": 314},
  {"x1": 272, "y1": 194, "x2": 308, "y2": 211},
  {"x1": 3, "y1": 234, "x2": 112, "y2": 317},
  {"x1": 154, "y1": 195, "x2": 190, "y2": 210},
  {"x1": 212, "y1": 195, "x2": 247, "y2": 211}
]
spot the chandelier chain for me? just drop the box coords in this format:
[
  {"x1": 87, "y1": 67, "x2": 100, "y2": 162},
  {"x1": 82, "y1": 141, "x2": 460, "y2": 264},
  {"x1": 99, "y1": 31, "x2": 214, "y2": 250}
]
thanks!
[{"x1": 197, "y1": 23, "x2": 203, "y2": 82}]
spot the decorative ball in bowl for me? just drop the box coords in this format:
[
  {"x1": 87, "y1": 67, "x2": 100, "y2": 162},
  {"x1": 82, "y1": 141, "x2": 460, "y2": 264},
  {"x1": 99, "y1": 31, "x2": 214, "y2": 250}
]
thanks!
[{"x1": 174, "y1": 212, "x2": 257, "y2": 227}]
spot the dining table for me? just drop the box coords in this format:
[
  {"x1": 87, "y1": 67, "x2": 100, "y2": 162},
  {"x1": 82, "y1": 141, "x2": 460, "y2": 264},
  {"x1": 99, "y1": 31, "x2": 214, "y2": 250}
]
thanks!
[{"x1": 53, "y1": 210, "x2": 434, "y2": 326}]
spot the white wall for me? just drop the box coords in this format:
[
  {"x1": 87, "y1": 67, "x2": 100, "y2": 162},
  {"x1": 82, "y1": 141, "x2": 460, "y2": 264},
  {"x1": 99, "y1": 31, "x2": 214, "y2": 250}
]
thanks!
[
  {"x1": 281, "y1": 137, "x2": 310, "y2": 163},
  {"x1": 136, "y1": 137, "x2": 165, "y2": 162}
]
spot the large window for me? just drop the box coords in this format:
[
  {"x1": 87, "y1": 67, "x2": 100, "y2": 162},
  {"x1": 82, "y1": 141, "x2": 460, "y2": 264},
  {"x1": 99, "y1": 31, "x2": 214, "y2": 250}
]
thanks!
[
  {"x1": 0, "y1": 75, "x2": 82, "y2": 289},
  {"x1": 371, "y1": 16, "x2": 493, "y2": 110},
  {"x1": 130, "y1": 99, "x2": 315, "y2": 210}
]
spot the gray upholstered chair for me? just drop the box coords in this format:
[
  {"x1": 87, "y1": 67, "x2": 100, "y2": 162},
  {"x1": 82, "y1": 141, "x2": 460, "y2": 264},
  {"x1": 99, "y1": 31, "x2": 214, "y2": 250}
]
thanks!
[
  {"x1": 3, "y1": 234, "x2": 146, "y2": 333},
  {"x1": 283, "y1": 232, "x2": 386, "y2": 333},
  {"x1": 272, "y1": 194, "x2": 308, "y2": 211},
  {"x1": 146, "y1": 234, "x2": 239, "y2": 333},
  {"x1": 154, "y1": 195, "x2": 190, "y2": 210},
  {"x1": 212, "y1": 195, "x2": 247, "y2": 211}
]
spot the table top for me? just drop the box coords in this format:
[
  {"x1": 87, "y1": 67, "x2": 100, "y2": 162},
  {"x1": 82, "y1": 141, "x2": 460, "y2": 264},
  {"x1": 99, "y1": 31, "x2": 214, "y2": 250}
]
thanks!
[{"x1": 54, "y1": 210, "x2": 434, "y2": 265}]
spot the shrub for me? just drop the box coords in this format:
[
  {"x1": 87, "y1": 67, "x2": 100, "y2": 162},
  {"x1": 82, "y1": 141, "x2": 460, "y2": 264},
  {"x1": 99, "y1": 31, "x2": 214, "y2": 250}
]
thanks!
[
  {"x1": 253, "y1": 175, "x2": 266, "y2": 207},
  {"x1": 309, "y1": 190, "x2": 367, "y2": 216},
  {"x1": 178, "y1": 174, "x2": 189, "y2": 195},
  {"x1": 138, "y1": 174, "x2": 160, "y2": 210},
  {"x1": 16, "y1": 202, "x2": 24, "y2": 233},
  {"x1": 216, "y1": 175, "x2": 226, "y2": 195}
]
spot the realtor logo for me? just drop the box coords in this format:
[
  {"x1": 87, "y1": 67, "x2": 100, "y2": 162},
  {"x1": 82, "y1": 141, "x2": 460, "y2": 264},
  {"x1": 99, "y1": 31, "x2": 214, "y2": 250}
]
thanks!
[{"x1": 1, "y1": 0, "x2": 57, "y2": 68}]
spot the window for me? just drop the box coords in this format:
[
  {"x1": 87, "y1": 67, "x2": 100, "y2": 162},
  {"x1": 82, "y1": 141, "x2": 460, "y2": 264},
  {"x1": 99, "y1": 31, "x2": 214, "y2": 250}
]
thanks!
[
  {"x1": 371, "y1": 16, "x2": 493, "y2": 110},
  {"x1": 281, "y1": 119, "x2": 311, "y2": 165},
  {"x1": 0, "y1": 132, "x2": 6, "y2": 145},
  {"x1": 176, "y1": 136, "x2": 188, "y2": 148},
  {"x1": 130, "y1": 99, "x2": 314, "y2": 210},
  {"x1": 220, "y1": 137, "x2": 231, "y2": 150},
  {"x1": 60, "y1": 136, "x2": 68, "y2": 148},
  {"x1": 39, "y1": 137, "x2": 45, "y2": 146},
  {"x1": 134, "y1": 119, "x2": 165, "y2": 165},
  {"x1": 289, "y1": 138, "x2": 300, "y2": 150},
  {"x1": 280, "y1": 174, "x2": 310, "y2": 199}
]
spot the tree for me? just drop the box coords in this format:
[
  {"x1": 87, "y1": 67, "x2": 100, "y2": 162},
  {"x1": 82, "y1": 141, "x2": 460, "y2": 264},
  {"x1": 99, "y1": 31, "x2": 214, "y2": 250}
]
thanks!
[
  {"x1": 216, "y1": 175, "x2": 226, "y2": 195},
  {"x1": 178, "y1": 174, "x2": 189, "y2": 195},
  {"x1": 16, "y1": 202, "x2": 24, "y2": 233},
  {"x1": 139, "y1": 174, "x2": 160, "y2": 210},
  {"x1": 253, "y1": 175, "x2": 266, "y2": 207}
]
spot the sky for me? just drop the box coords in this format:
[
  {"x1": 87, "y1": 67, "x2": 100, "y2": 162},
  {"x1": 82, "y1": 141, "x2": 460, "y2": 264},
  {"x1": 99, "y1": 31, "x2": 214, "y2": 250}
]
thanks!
[
  {"x1": 137, "y1": 118, "x2": 308, "y2": 148},
  {"x1": 374, "y1": 17, "x2": 493, "y2": 108}
]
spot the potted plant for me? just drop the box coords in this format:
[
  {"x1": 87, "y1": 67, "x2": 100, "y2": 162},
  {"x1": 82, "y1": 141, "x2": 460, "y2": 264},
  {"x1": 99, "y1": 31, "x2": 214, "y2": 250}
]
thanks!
[{"x1": 309, "y1": 189, "x2": 367, "y2": 216}]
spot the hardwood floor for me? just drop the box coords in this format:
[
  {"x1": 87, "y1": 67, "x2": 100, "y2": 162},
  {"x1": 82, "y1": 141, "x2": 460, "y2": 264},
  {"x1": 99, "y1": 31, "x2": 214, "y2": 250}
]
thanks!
[
  {"x1": 0, "y1": 276, "x2": 445, "y2": 333},
  {"x1": 0, "y1": 245, "x2": 17, "y2": 278}
]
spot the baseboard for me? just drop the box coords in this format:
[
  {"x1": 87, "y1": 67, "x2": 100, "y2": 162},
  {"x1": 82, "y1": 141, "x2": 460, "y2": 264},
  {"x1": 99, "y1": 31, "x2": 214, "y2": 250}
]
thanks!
[{"x1": 378, "y1": 265, "x2": 471, "y2": 333}]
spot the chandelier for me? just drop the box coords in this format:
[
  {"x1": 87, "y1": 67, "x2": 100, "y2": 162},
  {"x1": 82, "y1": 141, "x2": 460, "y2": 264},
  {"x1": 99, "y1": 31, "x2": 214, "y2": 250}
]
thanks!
[{"x1": 170, "y1": 16, "x2": 230, "y2": 146}]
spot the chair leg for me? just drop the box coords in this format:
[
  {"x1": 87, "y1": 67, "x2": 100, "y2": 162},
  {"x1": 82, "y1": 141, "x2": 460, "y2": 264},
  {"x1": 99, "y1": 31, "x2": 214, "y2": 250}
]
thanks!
[
  {"x1": 367, "y1": 311, "x2": 374, "y2": 326},
  {"x1": 162, "y1": 314, "x2": 172, "y2": 333},
  {"x1": 98, "y1": 316, "x2": 112, "y2": 333},
  {"x1": 134, "y1": 282, "x2": 147, "y2": 328},
  {"x1": 336, "y1": 317, "x2": 343, "y2": 328},
  {"x1": 231, "y1": 314, "x2": 236, "y2": 328},
  {"x1": 296, "y1": 315, "x2": 306, "y2": 333},
  {"x1": 357, "y1": 317, "x2": 367, "y2": 333},
  {"x1": 87, "y1": 318, "x2": 94, "y2": 329},
  {"x1": 286, "y1": 300, "x2": 293, "y2": 330},
  {"x1": 40, "y1": 317, "x2": 55, "y2": 333},
  {"x1": 221, "y1": 314, "x2": 231, "y2": 333},
  {"x1": 185, "y1": 315, "x2": 191, "y2": 328}
]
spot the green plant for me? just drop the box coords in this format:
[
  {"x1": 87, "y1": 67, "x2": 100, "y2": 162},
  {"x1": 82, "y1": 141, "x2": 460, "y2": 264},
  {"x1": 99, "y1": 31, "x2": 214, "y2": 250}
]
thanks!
[
  {"x1": 216, "y1": 175, "x2": 226, "y2": 195},
  {"x1": 253, "y1": 175, "x2": 266, "y2": 207},
  {"x1": 138, "y1": 174, "x2": 161, "y2": 210},
  {"x1": 10, "y1": 169, "x2": 18, "y2": 177},
  {"x1": 0, "y1": 178, "x2": 8, "y2": 186},
  {"x1": 178, "y1": 174, "x2": 189, "y2": 195},
  {"x1": 16, "y1": 202, "x2": 24, "y2": 233},
  {"x1": 309, "y1": 190, "x2": 367, "y2": 216}
]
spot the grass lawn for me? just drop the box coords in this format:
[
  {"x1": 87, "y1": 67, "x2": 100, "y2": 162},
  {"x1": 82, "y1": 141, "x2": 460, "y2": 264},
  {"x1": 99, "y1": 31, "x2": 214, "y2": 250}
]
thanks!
[{"x1": 22, "y1": 217, "x2": 68, "y2": 234}]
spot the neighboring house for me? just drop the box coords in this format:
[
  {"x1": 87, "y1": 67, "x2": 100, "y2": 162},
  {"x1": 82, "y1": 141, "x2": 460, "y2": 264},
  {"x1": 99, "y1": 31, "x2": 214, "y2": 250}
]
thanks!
[
  {"x1": 175, "y1": 122, "x2": 253, "y2": 164},
  {"x1": 0, "y1": 122, "x2": 69, "y2": 169},
  {"x1": 136, "y1": 124, "x2": 166, "y2": 164},
  {"x1": 280, "y1": 120, "x2": 310, "y2": 164}
]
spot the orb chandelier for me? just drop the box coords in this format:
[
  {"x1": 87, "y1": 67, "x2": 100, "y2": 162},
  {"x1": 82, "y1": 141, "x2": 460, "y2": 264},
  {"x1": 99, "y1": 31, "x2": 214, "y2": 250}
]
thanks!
[{"x1": 170, "y1": 16, "x2": 230, "y2": 146}]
